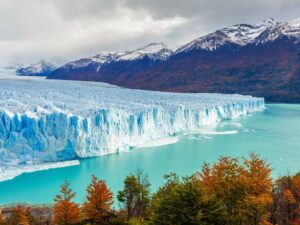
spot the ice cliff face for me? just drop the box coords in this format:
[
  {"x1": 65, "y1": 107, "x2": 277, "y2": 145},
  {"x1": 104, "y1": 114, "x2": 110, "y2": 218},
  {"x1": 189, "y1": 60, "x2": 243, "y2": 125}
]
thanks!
[{"x1": 0, "y1": 77, "x2": 264, "y2": 166}]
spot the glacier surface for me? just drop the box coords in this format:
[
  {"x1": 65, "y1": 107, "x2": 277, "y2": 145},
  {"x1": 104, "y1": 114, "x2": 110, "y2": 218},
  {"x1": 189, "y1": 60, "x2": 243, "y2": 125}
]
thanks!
[{"x1": 0, "y1": 76, "x2": 264, "y2": 171}]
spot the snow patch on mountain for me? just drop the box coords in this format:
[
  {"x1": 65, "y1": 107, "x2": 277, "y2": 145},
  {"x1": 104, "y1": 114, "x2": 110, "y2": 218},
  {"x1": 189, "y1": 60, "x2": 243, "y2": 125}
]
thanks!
[
  {"x1": 62, "y1": 43, "x2": 172, "y2": 71},
  {"x1": 118, "y1": 43, "x2": 172, "y2": 61},
  {"x1": 256, "y1": 18, "x2": 300, "y2": 44},
  {"x1": 67, "y1": 52, "x2": 119, "y2": 70},
  {"x1": 8, "y1": 60, "x2": 63, "y2": 76},
  {"x1": 50, "y1": 17, "x2": 300, "y2": 77},
  {"x1": 176, "y1": 18, "x2": 300, "y2": 52}
]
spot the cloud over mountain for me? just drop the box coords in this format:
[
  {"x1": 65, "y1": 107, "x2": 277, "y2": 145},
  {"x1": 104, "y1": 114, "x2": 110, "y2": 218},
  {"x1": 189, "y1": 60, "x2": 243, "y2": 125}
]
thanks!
[{"x1": 0, "y1": 0, "x2": 300, "y2": 65}]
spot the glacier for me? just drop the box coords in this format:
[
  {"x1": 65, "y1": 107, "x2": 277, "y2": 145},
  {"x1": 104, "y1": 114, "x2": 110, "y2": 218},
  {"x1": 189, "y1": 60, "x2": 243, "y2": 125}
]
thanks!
[{"x1": 0, "y1": 75, "x2": 264, "y2": 179}]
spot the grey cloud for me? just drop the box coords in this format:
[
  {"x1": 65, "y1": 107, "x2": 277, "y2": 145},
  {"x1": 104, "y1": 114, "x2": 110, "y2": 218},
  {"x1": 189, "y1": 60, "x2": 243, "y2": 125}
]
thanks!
[
  {"x1": 123, "y1": 0, "x2": 300, "y2": 20},
  {"x1": 49, "y1": 0, "x2": 123, "y2": 21},
  {"x1": 0, "y1": 0, "x2": 299, "y2": 65}
]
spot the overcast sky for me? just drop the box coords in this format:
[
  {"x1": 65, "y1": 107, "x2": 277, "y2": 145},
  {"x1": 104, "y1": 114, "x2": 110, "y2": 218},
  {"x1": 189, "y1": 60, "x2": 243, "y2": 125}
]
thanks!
[{"x1": 1, "y1": 0, "x2": 300, "y2": 65}]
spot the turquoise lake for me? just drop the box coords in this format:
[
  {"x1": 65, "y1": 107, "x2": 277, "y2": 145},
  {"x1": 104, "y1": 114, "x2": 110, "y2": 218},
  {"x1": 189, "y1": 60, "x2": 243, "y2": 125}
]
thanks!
[{"x1": 0, "y1": 104, "x2": 299, "y2": 205}]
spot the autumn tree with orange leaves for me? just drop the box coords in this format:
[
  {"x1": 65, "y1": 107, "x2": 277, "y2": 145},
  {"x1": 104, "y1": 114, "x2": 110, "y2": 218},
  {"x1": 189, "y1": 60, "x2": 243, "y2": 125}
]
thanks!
[
  {"x1": 82, "y1": 175, "x2": 113, "y2": 224},
  {"x1": 1, "y1": 154, "x2": 299, "y2": 225},
  {"x1": 53, "y1": 180, "x2": 80, "y2": 225},
  {"x1": 242, "y1": 153, "x2": 273, "y2": 225},
  {"x1": 197, "y1": 153, "x2": 273, "y2": 225},
  {"x1": 3, "y1": 205, "x2": 31, "y2": 225},
  {"x1": 271, "y1": 173, "x2": 300, "y2": 225}
]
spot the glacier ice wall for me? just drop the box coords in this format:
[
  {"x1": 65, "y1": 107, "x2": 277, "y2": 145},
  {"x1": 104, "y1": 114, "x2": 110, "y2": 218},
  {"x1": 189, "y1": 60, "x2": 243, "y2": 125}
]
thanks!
[{"x1": 0, "y1": 77, "x2": 264, "y2": 166}]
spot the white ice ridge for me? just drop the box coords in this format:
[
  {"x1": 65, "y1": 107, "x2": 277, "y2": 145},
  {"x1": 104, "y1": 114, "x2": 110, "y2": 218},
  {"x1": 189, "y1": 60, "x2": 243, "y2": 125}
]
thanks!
[
  {"x1": 0, "y1": 160, "x2": 80, "y2": 182},
  {"x1": 0, "y1": 77, "x2": 264, "y2": 167}
]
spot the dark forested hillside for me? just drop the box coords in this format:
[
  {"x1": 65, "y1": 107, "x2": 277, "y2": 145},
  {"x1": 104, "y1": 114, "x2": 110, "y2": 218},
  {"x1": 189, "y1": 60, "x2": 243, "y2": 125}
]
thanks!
[{"x1": 49, "y1": 19, "x2": 300, "y2": 103}]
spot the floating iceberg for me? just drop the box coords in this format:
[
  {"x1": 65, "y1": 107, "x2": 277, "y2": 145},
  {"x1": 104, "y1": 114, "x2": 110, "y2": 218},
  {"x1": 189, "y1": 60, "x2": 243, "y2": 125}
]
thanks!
[{"x1": 0, "y1": 76, "x2": 264, "y2": 171}]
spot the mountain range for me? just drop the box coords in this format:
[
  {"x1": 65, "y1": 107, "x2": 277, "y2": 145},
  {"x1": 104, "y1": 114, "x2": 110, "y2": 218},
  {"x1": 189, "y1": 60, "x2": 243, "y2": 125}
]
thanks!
[{"x1": 47, "y1": 18, "x2": 300, "y2": 102}]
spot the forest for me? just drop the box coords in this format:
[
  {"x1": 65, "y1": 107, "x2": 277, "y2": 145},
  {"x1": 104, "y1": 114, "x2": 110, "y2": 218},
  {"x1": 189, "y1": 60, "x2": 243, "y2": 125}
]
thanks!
[{"x1": 0, "y1": 153, "x2": 299, "y2": 225}]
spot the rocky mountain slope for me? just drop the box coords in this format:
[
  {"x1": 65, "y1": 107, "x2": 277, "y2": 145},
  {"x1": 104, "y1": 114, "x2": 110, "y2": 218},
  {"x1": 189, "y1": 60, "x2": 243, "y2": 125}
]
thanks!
[{"x1": 48, "y1": 18, "x2": 300, "y2": 102}]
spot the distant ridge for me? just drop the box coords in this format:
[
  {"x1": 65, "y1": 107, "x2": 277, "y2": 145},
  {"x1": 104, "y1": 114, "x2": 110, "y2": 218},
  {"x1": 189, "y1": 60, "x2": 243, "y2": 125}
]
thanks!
[
  {"x1": 9, "y1": 60, "x2": 63, "y2": 76},
  {"x1": 48, "y1": 18, "x2": 300, "y2": 102}
]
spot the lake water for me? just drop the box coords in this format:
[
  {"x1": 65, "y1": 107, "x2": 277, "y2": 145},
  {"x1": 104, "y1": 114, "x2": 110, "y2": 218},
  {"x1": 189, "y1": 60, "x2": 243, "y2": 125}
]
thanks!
[{"x1": 0, "y1": 104, "x2": 299, "y2": 205}]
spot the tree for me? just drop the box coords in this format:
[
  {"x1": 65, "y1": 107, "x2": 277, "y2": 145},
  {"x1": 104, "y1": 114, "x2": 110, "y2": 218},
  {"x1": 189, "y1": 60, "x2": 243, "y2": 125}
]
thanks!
[
  {"x1": 4, "y1": 205, "x2": 31, "y2": 225},
  {"x1": 83, "y1": 175, "x2": 113, "y2": 224},
  {"x1": 199, "y1": 156, "x2": 247, "y2": 224},
  {"x1": 117, "y1": 170, "x2": 151, "y2": 220},
  {"x1": 292, "y1": 173, "x2": 300, "y2": 225},
  {"x1": 271, "y1": 173, "x2": 300, "y2": 225},
  {"x1": 53, "y1": 180, "x2": 80, "y2": 225},
  {"x1": 151, "y1": 174, "x2": 225, "y2": 225},
  {"x1": 242, "y1": 153, "x2": 273, "y2": 225},
  {"x1": 197, "y1": 153, "x2": 273, "y2": 225}
]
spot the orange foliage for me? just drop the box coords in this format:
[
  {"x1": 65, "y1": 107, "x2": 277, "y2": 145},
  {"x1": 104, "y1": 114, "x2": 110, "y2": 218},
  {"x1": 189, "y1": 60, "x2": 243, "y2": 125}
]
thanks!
[
  {"x1": 198, "y1": 153, "x2": 273, "y2": 225},
  {"x1": 83, "y1": 175, "x2": 113, "y2": 223},
  {"x1": 283, "y1": 189, "x2": 296, "y2": 204},
  {"x1": 14, "y1": 205, "x2": 30, "y2": 225},
  {"x1": 2, "y1": 205, "x2": 31, "y2": 225},
  {"x1": 292, "y1": 174, "x2": 300, "y2": 225},
  {"x1": 53, "y1": 180, "x2": 80, "y2": 225}
]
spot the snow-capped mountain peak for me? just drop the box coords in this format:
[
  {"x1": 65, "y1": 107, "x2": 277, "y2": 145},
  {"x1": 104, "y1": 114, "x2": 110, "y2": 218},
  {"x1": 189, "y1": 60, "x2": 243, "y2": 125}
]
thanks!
[
  {"x1": 62, "y1": 42, "x2": 172, "y2": 72},
  {"x1": 176, "y1": 18, "x2": 300, "y2": 53},
  {"x1": 176, "y1": 31, "x2": 234, "y2": 52},
  {"x1": 278, "y1": 18, "x2": 300, "y2": 38},
  {"x1": 222, "y1": 18, "x2": 276, "y2": 44},
  {"x1": 255, "y1": 18, "x2": 300, "y2": 44},
  {"x1": 118, "y1": 42, "x2": 173, "y2": 61},
  {"x1": 13, "y1": 60, "x2": 58, "y2": 76},
  {"x1": 90, "y1": 51, "x2": 119, "y2": 63},
  {"x1": 135, "y1": 42, "x2": 168, "y2": 53},
  {"x1": 67, "y1": 51, "x2": 120, "y2": 70},
  {"x1": 290, "y1": 17, "x2": 300, "y2": 27}
]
